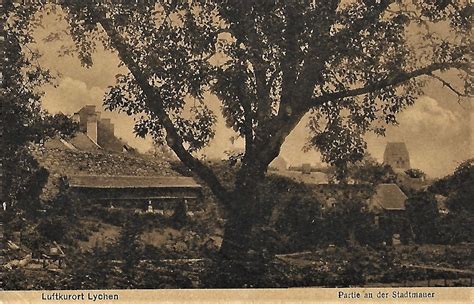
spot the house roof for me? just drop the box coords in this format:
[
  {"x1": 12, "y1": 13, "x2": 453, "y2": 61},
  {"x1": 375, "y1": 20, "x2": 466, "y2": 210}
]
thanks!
[
  {"x1": 270, "y1": 156, "x2": 289, "y2": 170},
  {"x1": 68, "y1": 175, "x2": 201, "y2": 189},
  {"x1": 44, "y1": 137, "x2": 78, "y2": 151},
  {"x1": 68, "y1": 133, "x2": 102, "y2": 150},
  {"x1": 371, "y1": 183, "x2": 407, "y2": 210}
]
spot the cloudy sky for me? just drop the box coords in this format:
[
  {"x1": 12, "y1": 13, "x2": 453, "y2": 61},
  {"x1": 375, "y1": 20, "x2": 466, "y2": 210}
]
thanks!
[{"x1": 32, "y1": 11, "x2": 472, "y2": 178}]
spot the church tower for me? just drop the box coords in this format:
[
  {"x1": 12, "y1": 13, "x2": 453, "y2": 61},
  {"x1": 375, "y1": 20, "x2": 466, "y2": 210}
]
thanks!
[{"x1": 383, "y1": 142, "x2": 410, "y2": 171}]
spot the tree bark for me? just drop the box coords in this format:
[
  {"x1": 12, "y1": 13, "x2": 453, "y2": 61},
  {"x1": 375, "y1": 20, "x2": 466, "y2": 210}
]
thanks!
[
  {"x1": 219, "y1": 204, "x2": 255, "y2": 259},
  {"x1": 219, "y1": 164, "x2": 265, "y2": 259}
]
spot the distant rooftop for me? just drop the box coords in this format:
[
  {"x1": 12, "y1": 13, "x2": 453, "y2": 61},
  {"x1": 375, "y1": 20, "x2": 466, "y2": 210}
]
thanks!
[{"x1": 371, "y1": 183, "x2": 407, "y2": 210}]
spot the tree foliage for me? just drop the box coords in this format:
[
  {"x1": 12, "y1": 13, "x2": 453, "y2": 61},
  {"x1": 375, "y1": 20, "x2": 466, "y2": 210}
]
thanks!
[
  {"x1": 2, "y1": 2, "x2": 78, "y2": 216},
  {"x1": 405, "y1": 191, "x2": 440, "y2": 243},
  {"x1": 430, "y1": 158, "x2": 473, "y2": 213},
  {"x1": 348, "y1": 153, "x2": 397, "y2": 184}
]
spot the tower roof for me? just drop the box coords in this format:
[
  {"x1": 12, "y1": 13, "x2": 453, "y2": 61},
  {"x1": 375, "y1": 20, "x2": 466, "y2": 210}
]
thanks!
[
  {"x1": 383, "y1": 142, "x2": 411, "y2": 170},
  {"x1": 384, "y1": 142, "x2": 409, "y2": 157}
]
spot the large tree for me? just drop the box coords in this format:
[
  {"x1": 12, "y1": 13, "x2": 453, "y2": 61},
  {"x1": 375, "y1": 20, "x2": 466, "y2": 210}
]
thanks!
[{"x1": 44, "y1": 0, "x2": 471, "y2": 258}]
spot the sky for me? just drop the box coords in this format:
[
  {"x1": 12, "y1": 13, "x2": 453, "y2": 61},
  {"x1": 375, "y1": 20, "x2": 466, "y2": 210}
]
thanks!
[{"x1": 31, "y1": 10, "x2": 472, "y2": 178}]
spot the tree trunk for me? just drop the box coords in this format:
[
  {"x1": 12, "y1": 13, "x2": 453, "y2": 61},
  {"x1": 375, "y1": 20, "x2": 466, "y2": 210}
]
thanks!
[
  {"x1": 219, "y1": 206, "x2": 255, "y2": 259},
  {"x1": 219, "y1": 195, "x2": 257, "y2": 259},
  {"x1": 212, "y1": 175, "x2": 269, "y2": 288},
  {"x1": 219, "y1": 164, "x2": 265, "y2": 259}
]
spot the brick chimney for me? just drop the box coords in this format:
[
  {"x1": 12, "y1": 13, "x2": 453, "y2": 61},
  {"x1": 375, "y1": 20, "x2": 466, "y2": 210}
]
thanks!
[
  {"x1": 77, "y1": 105, "x2": 97, "y2": 132},
  {"x1": 100, "y1": 118, "x2": 114, "y2": 136},
  {"x1": 72, "y1": 113, "x2": 80, "y2": 123},
  {"x1": 86, "y1": 113, "x2": 98, "y2": 143}
]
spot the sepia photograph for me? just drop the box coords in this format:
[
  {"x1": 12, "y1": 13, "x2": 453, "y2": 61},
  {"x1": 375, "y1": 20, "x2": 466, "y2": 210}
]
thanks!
[{"x1": 0, "y1": 0, "x2": 472, "y2": 300}]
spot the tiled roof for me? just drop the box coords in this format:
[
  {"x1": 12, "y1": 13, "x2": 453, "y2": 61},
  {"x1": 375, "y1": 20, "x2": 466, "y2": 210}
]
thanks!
[
  {"x1": 32, "y1": 146, "x2": 182, "y2": 199},
  {"x1": 69, "y1": 133, "x2": 101, "y2": 150},
  {"x1": 68, "y1": 175, "x2": 201, "y2": 189},
  {"x1": 372, "y1": 183, "x2": 407, "y2": 210}
]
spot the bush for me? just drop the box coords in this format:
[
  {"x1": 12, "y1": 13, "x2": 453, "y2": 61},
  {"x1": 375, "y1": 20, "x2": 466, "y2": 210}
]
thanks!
[
  {"x1": 260, "y1": 175, "x2": 323, "y2": 252},
  {"x1": 172, "y1": 199, "x2": 188, "y2": 228},
  {"x1": 36, "y1": 216, "x2": 69, "y2": 242},
  {"x1": 437, "y1": 213, "x2": 474, "y2": 244},
  {"x1": 405, "y1": 192, "x2": 440, "y2": 244},
  {"x1": 405, "y1": 168, "x2": 426, "y2": 179}
]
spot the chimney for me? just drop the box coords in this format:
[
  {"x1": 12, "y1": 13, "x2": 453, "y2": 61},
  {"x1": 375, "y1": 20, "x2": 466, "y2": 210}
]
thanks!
[
  {"x1": 72, "y1": 113, "x2": 80, "y2": 123},
  {"x1": 109, "y1": 123, "x2": 115, "y2": 136},
  {"x1": 86, "y1": 113, "x2": 98, "y2": 143},
  {"x1": 77, "y1": 105, "x2": 97, "y2": 132},
  {"x1": 83, "y1": 105, "x2": 96, "y2": 115},
  {"x1": 100, "y1": 118, "x2": 114, "y2": 135}
]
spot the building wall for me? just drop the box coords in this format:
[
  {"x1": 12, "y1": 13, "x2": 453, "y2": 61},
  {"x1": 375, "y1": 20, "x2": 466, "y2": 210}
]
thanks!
[
  {"x1": 77, "y1": 105, "x2": 97, "y2": 132},
  {"x1": 70, "y1": 187, "x2": 202, "y2": 211}
]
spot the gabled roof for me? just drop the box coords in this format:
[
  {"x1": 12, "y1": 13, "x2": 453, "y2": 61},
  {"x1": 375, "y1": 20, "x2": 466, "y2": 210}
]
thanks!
[
  {"x1": 371, "y1": 183, "x2": 407, "y2": 210},
  {"x1": 44, "y1": 137, "x2": 77, "y2": 150},
  {"x1": 68, "y1": 175, "x2": 201, "y2": 189}
]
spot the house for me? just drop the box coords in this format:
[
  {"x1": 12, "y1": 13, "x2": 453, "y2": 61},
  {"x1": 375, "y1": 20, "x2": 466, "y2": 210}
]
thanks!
[
  {"x1": 369, "y1": 183, "x2": 408, "y2": 243},
  {"x1": 34, "y1": 104, "x2": 207, "y2": 210},
  {"x1": 67, "y1": 175, "x2": 202, "y2": 211},
  {"x1": 34, "y1": 126, "x2": 203, "y2": 212}
]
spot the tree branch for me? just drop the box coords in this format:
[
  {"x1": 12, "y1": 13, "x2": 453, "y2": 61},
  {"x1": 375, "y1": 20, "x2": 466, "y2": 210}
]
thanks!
[
  {"x1": 241, "y1": 11, "x2": 272, "y2": 124},
  {"x1": 429, "y1": 73, "x2": 470, "y2": 100},
  {"x1": 310, "y1": 62, "x2": 470, "y2": 107},
  {"x1": 90, "y1": 9, "x2": 231, "y2": 207}
]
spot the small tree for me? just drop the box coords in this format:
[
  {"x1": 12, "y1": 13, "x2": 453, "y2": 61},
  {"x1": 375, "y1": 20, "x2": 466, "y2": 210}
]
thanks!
[
  {"x1": 405, "y1": 191, "x2": 440, "y2": 244},
  {"x1": 2, "y1": 2, "x2": 78, "y2": 223},
  {"x1": 405, "y1": 168, "x2": 426, "y2": 179},
  {"x1": 440, "y1": 159, "x2": 473, "y2": 214},
  {"x1": 349, "y1": 154, "x2": 397, "y2": 185},
  {"x1": 116, "y1": 215, "x2": 143, "y2": 287},
  {"x1": 429, "y1": 159, "x2": 473, "y2": 243}
]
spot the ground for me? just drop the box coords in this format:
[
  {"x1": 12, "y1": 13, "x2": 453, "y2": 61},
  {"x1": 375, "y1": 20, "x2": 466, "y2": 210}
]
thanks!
[{"x1": 274, "y1": 244, "x2": 473, "y2": 287}]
